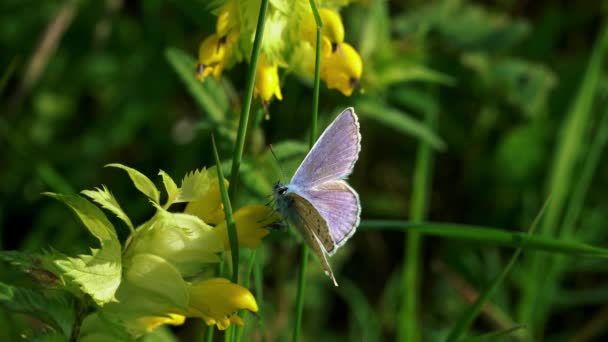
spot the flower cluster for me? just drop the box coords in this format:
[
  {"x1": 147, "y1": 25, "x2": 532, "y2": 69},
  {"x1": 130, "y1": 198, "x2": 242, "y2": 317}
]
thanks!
[
  {"x1": 47, "y1": 164, "x2": 278, "y2": 339},
  {"x1": 196, "y1": 0, "x2": 363, "y2": 105}
]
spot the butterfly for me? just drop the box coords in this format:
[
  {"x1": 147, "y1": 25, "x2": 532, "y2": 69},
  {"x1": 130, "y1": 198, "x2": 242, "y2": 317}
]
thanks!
[{"x1": 273, "y1": 107, "x2": 361, "y2": 286}]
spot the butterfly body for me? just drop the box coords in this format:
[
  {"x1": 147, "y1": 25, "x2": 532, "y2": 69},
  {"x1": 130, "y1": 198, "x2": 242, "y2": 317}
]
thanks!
[{"x1": 273, "y1": 108, "x2": 361, "y2": 286}]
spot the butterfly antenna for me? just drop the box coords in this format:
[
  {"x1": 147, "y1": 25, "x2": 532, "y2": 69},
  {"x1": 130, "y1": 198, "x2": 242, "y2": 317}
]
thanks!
[{"x1": 268, "y1": 144, "x2": 287, "y2": 182}]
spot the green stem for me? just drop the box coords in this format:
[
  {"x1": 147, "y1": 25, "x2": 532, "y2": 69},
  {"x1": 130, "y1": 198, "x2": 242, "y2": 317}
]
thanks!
[
  {"x1": 212, "y1": 135, "x2": 239, "y2": 283},
  {"x1": 398, "y1": 103, "x2": 437, "y2": 342},
  {"x1": 228, "y1": 0, "x2": 269, "y2": 200},
  {"x1": 294, "y1": 2, "x2": 323, "y2": 341}
]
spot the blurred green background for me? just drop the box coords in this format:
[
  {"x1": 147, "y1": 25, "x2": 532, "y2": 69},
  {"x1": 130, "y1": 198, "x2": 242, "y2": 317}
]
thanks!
[{"x1": 2, "y1": 0, "x2": 608, "y2": 340}]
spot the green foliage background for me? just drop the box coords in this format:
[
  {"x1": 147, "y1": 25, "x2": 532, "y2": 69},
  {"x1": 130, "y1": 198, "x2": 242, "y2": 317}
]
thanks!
[{"x1": 2, "y1": 0, "x2": 608, "y2": 340}]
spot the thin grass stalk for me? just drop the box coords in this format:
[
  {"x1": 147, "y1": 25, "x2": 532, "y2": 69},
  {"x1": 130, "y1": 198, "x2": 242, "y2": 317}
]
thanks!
[
  {"x1": 537, "y1": 106, "x2": 608, "y2": 332},
  {"x1": 236, "y1": 250, "x2": 258, "y2": 341},
  {"x1": 398, "y1": 99, "x2": 437, "y2": 342},
  {"x1": 212, "y1": 135, "x2": 239, "y2": 283},
  {"x1": 359, "y1": 220, "x2": 608, "y2": 256},
  {"x1": 212, "y1": 135, "x2": 240, "y2": 342},
  {"x1": 517, "y1": 20, "x2": 608, "y2": 334},
  {"x1": 445, "y1": 197, "x2": 551, "y2": 342},
  {"x1": 205, "y1": 254, "x2": 226, "y2": 342},
  {"x1": 228, "y1": 0, "x2": 269, "y2": 200},
  {"x1": 294, "y1": 2, "x2": 323, "y2": 341}
]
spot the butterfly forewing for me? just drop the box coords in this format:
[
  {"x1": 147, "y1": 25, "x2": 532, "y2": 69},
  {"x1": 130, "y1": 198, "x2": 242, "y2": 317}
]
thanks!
[
  {"x1": 295, "y1": 180, "x2": 360, "y2": 254},
  {"x1": 290, "y1": 108, "x2": 361, "y2": 188}
]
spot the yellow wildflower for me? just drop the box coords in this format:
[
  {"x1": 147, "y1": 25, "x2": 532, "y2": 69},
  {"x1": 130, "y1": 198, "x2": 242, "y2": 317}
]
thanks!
[
  {"x1": 186, "y1": 278, "x2": 259, "y2": 330},
  {"x1": 301, "y1": 8, "x2": 345, "y2": 54},
  {"x1": 196, "y1": 33, "x2": 229, "y2": 80},
  {"x1": 254, "y1": 54, "x2": 283, "y2": 105},
  {"x1": 321, "y1": 42, "x2": 363, "y2": 96},
  {"x1": 214, "y1": 204, "x2": 279, "y2": 250},
  {"x1": 184, "y1": 179, "x2": 227, "y2": 225},
  {"x1": 186, "y1": 179, "x2": 279, "y2": 250}
]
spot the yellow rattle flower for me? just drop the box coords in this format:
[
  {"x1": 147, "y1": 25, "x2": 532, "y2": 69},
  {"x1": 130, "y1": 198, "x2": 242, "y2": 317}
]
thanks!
[{"x1": 321, "y1": 42, "x2": 363, "y2": 96}]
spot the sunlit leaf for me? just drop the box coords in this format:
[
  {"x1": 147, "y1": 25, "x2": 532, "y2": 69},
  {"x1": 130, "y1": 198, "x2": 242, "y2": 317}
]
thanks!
[
  {"x1": 158, "y1": 170, "x2": 179, "y2": 207},
  {"x1": 45, "y1": 193, "x2": 122, "y2": 305},
  {"x1": 175, "y1": 168, "x2": 214, "y2": 203},
  {"x1": 81, "y1": 185, "x2": 134, "y2": 231},
  {"x1": 105, "y1": 164, "x2": 160, "y2": 204}
]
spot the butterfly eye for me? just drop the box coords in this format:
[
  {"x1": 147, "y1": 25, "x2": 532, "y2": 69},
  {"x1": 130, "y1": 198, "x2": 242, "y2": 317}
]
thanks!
[{"x1": 278, "y1": 186, "x2": 287, "y2": 195}]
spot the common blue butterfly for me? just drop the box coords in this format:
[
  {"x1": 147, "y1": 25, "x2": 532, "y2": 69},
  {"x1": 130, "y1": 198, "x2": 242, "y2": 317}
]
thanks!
[{"x1": 274, "y1": 107, "x2": 361, "y2": 286}]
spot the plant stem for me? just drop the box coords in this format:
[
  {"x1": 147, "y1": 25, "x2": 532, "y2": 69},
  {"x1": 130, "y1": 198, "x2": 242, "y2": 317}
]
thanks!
[
  {"x1": 228, "y1": 0, "x2": 269, "y2": 200},
  {"x1": 212, "y1": 135, "x2": 239, "y2": 283},
  {"x1": 294, "y1": 2, "x2": 323, "y2": 341},
  {"x1": 398, "y1": 100, "x2": 437, "y2": 342}
]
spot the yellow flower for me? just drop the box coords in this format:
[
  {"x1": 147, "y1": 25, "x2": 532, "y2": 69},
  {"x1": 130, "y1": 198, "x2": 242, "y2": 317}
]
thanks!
[
  {"x1": 321, "y1": 42, "x2": 363, "y2": 96},
  {"x1": 216, "y1": 1, "x2": 240, "y2": 46},
  {"x1": 301, "y1": 8, "x2": 345, "y2": 54},
  {"x1": 184, "y1": 179, "x2": 227, "y2": 225},
  {"x1": 186, "y1": 179, "x2": 280, "y2": 250},
  {"x1": 186, "y1": 278, "x2": 258, "y2": 330},
  {"x1": 254, "y1": 54, "x2": 283, "y2": 105},
  {"x1": 214, "y1": 204, "x2": 280, "y2": 250},
  {"x1": 196, "y1": 33, "x2": 229, "y2": 81},
  {"x1": 132, "y1": 314, "x2": 186, "y2": 334}
]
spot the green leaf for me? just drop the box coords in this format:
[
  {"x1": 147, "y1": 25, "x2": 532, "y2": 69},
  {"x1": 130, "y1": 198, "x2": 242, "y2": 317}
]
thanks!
[
  {"x1": 356, "y1": 100, "x2": 446, "y2": 150},
  {"x1": 360, "y1": 220, "x2": 608, "y2": 257},
  {"x1": 0, "y1": 282, "x2": 74, "y2": 337},
  {"x1": 175, "y1": 168, "x2": 214, "y2": 203},
  {"x1": 103, "y1": 254, "x2": 190, "y2": 320},
  {"x1": 105, "y1": 163, "x2": 160, "y2": 204},
  {"x1": 165, "y1": 47, "x2": 226, "y2": 123},
  {"x1": 45, "y1": 193, "x2": 122, "y2": 305},
  {"x1": 0, "y1": 250, "x2": 60, "y2": 286},
  {"x1": 81, "y1": 185, "x2": 134, "y2": 232},
  {"x1": 79, "y1": 313, "x2": 135, "y2": 342},
  {"x1": 158, "y1": 170, "x2": 179, "y2": 207}
]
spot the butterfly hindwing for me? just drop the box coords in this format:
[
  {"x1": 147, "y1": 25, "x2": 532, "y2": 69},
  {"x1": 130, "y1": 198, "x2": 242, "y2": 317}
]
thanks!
[
  {"x1": 294, "y1": 180, "x2": 360, "y2": 254},
  {"x1": 286, "y1": 192, "x2": 338, "y2": 286},
  {"x1": 290, "y1": 108, "x2": 361, "y2": 188}
]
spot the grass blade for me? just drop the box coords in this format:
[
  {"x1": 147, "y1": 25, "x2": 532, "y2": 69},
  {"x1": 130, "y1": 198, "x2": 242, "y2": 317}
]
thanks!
[
  {"x1": 228, "y1": 0, "x2": 269, "y2": 200},
  {"x1": 211, "y1": 135, "x2": 239, "y2": 283},
  {"x1": 165, "y1": 47, "x2": 226, "y2": 123},
  {"x1": 445, "y1": 197, "x2": 550, "y2": 341},
  {"x1": 356, "y1": 99, "x2": 446, "y2": 150},
  {"x1": 518, "y1": 20, "x2": 608, "y2": 335},
  {"x1": 360, "y1": 220, "x2": 608, "y2": 257},
  {"x1": 399, "y1": 92, "x2": 437, "y2": 342},
  {"x1": 458, "y1": 326, "x2": 524, "y2": 342}
]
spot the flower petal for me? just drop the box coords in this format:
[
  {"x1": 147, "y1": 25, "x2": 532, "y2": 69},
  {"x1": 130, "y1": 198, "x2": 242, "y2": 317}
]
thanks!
[
  {"x1": 214, "y1": 205, "x2": 280, "y2": 250},
  {"x1": 184, "y1": 178, "x2": 228, "y2": 225},
  {"x1": 186, "y1": 278, "x2": 258, "y2": 330}
]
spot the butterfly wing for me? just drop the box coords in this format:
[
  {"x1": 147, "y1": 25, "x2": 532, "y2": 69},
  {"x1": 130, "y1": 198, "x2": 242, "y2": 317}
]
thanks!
[
  {"x1": 295, "y1": 180, "x2": 360, "y2": 254},
  {"x1": 290, "y1": 107, "x2": 361, "y2": 188},
  {"x1": 285, "y1": 192, "x2": 338, "y2": 286}
]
